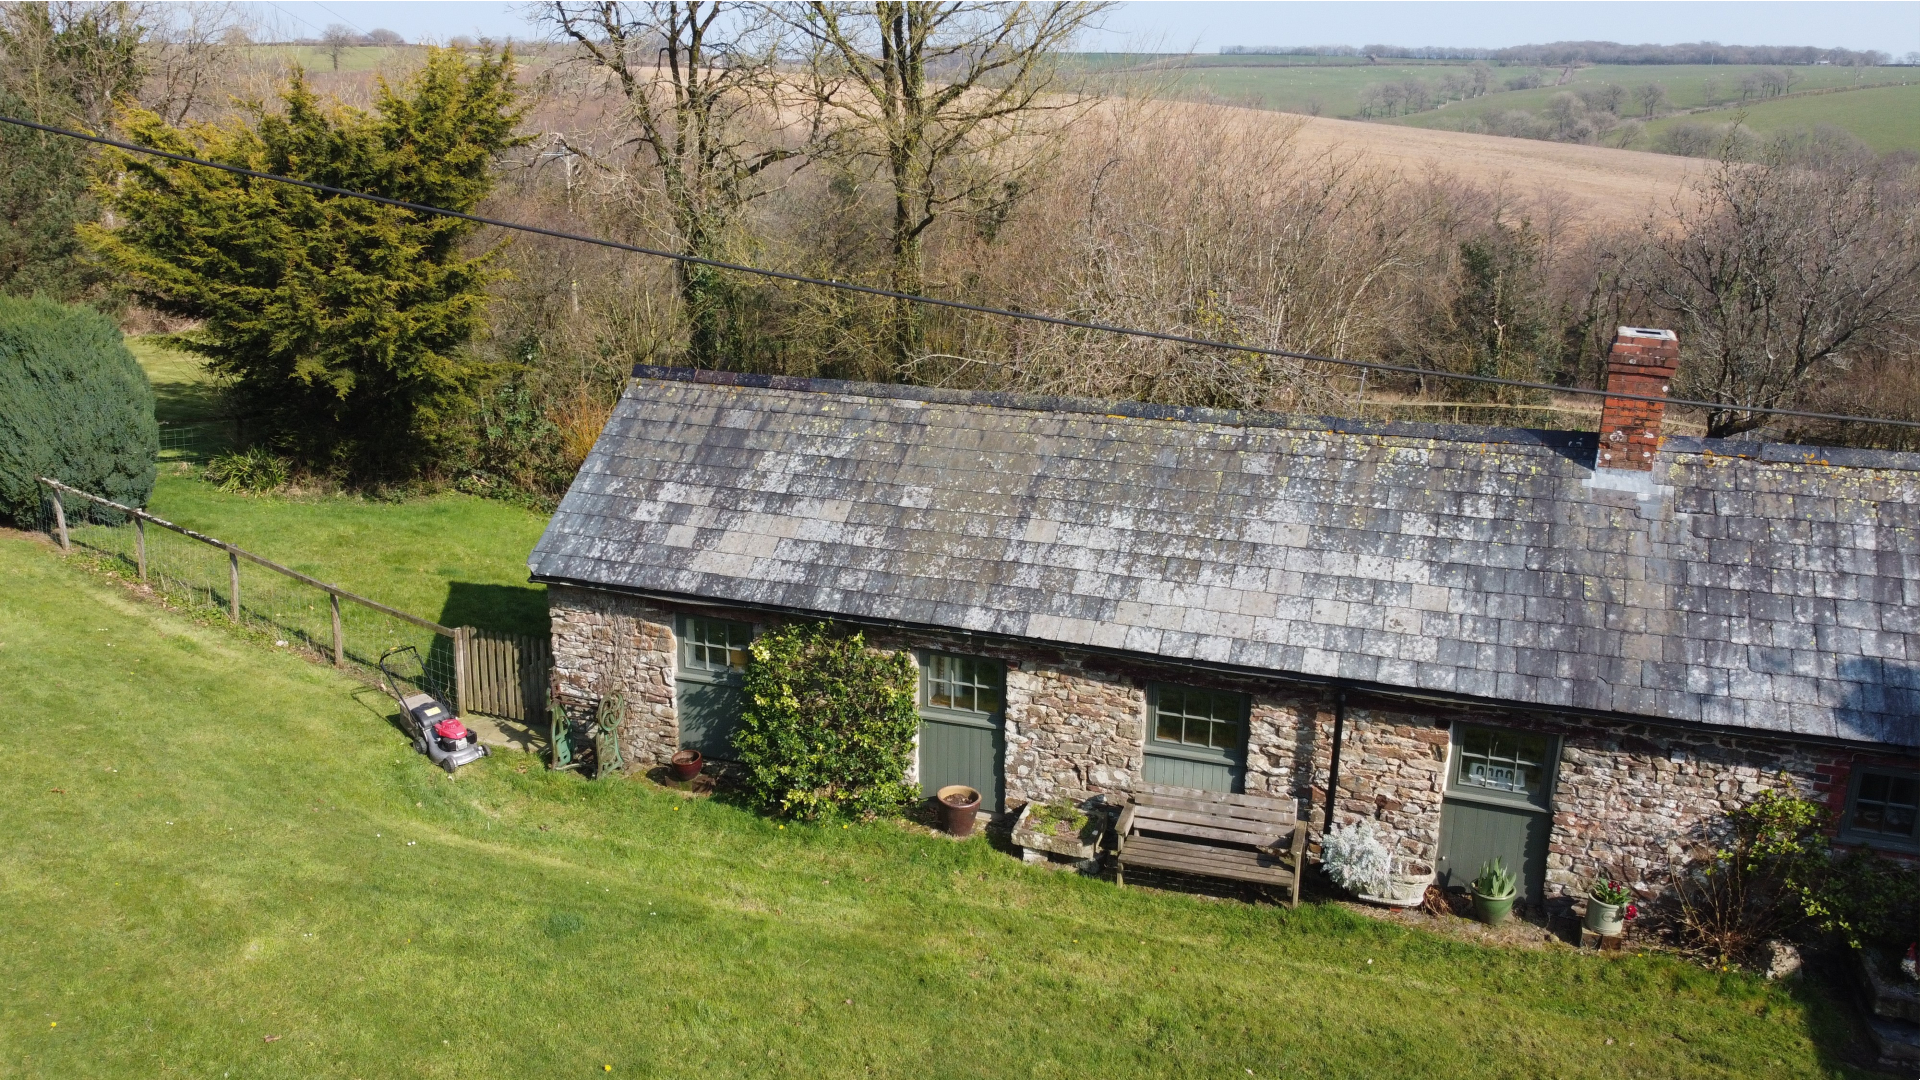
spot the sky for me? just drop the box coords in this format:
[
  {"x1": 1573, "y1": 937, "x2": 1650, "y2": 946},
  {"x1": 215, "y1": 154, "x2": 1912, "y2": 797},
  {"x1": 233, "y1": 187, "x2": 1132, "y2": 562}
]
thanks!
[{"x1": 244, "y1": 1, "x2": 1920, "y2": 56}]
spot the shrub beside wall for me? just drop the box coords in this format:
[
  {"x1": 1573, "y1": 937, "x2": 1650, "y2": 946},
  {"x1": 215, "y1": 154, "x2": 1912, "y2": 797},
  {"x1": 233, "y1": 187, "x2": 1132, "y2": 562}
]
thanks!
[
  {"x1": 0, "y1": 295, "x2": 157, "y2": 524},
  {"x1": 733, "y1": 622, "x2": 919, "y2": 821}
]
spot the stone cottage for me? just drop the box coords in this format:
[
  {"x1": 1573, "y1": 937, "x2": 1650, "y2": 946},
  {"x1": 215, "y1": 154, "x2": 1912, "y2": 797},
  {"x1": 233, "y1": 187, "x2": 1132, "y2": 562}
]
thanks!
[{"x1": 529, "y1": 328, "x2": 1920, "y2": 902}]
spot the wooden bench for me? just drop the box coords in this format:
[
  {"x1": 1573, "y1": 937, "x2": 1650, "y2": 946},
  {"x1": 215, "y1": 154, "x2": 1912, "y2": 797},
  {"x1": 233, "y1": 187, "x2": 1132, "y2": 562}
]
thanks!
[{"x1": 1112, "y1": 784, "x2": 1307, "y2": 907}]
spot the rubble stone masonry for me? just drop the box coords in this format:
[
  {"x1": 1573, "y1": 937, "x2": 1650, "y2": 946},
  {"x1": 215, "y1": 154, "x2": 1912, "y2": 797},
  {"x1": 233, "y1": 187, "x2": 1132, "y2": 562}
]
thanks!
[
  {"x1": 548, "y1": 587, "x2": 1896, "y2": 890},
  {"x1": 547, "y1": 584, "x2": 681, "y2": 767}
]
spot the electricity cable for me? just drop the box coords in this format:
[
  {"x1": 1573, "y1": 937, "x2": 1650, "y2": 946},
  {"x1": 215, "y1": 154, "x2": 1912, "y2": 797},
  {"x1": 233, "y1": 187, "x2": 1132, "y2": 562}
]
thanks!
[{"x1": 5, "y1": 112, "x2": 1918, "y2": 434}]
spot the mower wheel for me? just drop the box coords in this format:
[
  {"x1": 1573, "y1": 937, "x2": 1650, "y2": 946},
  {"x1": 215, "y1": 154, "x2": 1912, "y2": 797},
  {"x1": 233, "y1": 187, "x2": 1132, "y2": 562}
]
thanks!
[{"x1": 443, "y1": 758, "x2": 459, "y2": 774}]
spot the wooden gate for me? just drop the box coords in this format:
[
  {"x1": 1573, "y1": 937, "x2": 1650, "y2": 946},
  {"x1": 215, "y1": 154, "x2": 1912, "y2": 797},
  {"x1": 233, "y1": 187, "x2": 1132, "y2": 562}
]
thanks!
[{"x1": 454, "y1": 627, "x2": 551, "y2": 724}]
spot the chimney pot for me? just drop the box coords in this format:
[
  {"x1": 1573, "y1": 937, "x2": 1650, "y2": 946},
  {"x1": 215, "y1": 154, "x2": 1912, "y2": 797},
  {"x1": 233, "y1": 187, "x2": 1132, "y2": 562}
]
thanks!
[{"x1": 1597, "y1": 327, "x2": 1678, "y2": 473}]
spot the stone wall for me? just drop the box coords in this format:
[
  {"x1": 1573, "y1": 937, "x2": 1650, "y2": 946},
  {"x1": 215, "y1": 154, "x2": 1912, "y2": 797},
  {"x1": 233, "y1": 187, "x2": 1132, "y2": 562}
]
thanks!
[
  {"x1": 547, "y1": 584, "x2": 681, "y2": 767},
  {"x1": 1002, "y1": 658, "x2": 1145, "y2": 806},
  {"x1": 547, "y1": 585, "x2": 1895, "y2": 889}
]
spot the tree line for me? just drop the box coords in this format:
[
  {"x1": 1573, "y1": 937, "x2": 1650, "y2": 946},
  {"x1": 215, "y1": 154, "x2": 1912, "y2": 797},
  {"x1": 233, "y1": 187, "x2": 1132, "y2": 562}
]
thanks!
[{"x1": 3, "y1": 1, "x2": 1919, "y2": 499}]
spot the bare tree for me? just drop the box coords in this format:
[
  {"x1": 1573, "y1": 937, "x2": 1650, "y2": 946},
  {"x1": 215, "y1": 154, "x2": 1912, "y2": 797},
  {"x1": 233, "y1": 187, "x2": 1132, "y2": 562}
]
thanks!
[
  {"x1": 789, "y1": 1, "x2": 1108, "y2": 368},
  {"x1": 1634, "y1": 148, "x2": 1920, "y2": 436},
  {"x1": 1633, "y1": 81, "x2": 1667, "y2": 118},
  {"x1": 0, "y1": 1, "x2": 147, "y2": 132},
  {"x1": 142, "y1": 2, "x2": 248, "y2": 125},
  {"x1": 321, "y1": 22, "x2": 353, "y2": 70},
  {"x1": 543, "y1": 1, "x2": 817, "y2": 366}
]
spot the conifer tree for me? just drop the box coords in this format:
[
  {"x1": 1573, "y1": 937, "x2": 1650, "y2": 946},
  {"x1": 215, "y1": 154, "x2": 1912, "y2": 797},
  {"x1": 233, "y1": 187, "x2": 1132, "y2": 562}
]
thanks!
[{"x1": 87, "y1": 48, "x2": 525, "y2": 477}]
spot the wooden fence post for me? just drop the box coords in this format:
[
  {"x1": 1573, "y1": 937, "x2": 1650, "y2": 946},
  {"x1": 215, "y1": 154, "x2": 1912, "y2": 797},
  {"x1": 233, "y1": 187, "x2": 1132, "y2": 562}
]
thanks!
[
  {"x1": 453, "y1": 626, "x2": 471, "y2": 715},
  {"x1": 227, "y1": 547, "x2": 240, "y2": 622},
  {"x1": 330, "y1": 592, "x2": 344, "y2": 667},
  {"x1": 51, "y1": 489, "x2": 68, "y2": 552},
  {"x1": 135, "y1": 515, "x2": 147, "y2": 582}
]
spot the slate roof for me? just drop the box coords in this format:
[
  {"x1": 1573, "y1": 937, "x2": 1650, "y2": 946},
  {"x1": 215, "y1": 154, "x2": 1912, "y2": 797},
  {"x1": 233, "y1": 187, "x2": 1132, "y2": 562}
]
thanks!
[{"x1": 530, "y1": 367, "x2": 1920, "y2": 749}]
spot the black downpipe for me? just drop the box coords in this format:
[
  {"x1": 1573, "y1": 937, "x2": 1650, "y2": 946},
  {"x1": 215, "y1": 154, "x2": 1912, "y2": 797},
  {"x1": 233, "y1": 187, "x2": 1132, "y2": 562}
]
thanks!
[{"x1": 1323, "y1": 688, "x2": 1348, "y2": 838}]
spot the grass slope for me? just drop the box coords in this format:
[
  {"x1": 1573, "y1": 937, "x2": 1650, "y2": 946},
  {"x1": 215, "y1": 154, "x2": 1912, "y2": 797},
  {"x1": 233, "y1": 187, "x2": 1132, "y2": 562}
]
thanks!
[
  {"x1": 125, "y1": 335, "x2": 551, "y2": 635},
  {"x1": 145, "y1": 474, "x2": 551, "y2": 635},
  {"x1": 0, "y1": 534, "x2": 1873, "y2": 1078},
  {"x1": 1076, "y1": 55, "x2": 1915, "y2": 151},
  {"x1": 1640, "y1": 83, "x2": 1920, "y2": 154}
]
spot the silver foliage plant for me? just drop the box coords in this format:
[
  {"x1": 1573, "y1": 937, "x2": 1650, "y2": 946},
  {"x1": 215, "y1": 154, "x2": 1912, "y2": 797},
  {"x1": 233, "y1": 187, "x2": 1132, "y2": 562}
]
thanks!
[{"x1": 1320, "y1": 820, "x2": 1393, "y2": 896}]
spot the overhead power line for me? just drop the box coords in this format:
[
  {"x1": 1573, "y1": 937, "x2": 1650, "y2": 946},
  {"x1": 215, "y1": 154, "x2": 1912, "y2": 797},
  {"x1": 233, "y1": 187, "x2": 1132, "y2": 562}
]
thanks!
[{"x1": 5, "y1": 112, "x2": 1918, "y2": 435}]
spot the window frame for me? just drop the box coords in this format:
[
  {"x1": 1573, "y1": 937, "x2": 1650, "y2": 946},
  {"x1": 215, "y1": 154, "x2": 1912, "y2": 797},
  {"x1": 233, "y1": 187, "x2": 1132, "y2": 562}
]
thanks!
[
  {"x1": 1146, "y1": 683, "x2": 1249, "y2": 765},
  {"x1": 1444, "y1": 724, "x2": 1559, "y2": 812},
  {"x1": 916, "y1": 652, "x2": 1005, "y2": 726},
  {"x1": 676, "y1": 615, "x2": 753, "y2": 685},
  {"x1": 1840, "y1": 765, "x2": 1920, "y2": 852}
]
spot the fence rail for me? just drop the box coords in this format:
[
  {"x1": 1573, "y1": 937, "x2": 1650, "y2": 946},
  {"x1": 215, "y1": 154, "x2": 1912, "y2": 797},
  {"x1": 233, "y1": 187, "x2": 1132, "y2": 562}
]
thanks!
[{"x1": 36, "y1": 478, "x2": 550, "y2": 726}]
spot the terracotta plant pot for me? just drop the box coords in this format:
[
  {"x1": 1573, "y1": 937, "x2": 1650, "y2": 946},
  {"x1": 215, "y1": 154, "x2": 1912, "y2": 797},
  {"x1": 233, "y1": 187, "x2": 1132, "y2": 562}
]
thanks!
[
  {"x1": 1585, "y1": 899, "x2": 1626, "y2": 937},
  {"x1": 669, "y1": 748, "x2": 703, "y2": 781},
  {"x1": 1472, "y1": 888, "x2": 1516, "y2": 926},
  {"x1": 936, "y1": 784, "x2": 982, "y2": 838}
]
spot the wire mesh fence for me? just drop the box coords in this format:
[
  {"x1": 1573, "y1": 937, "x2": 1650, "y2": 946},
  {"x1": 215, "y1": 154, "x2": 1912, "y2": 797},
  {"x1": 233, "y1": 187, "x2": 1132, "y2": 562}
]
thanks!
[
  {"x1": 35, "y1": 479, "x2": 458, "y2": 702},
  {"x1": 156, "y1": 419, "x2": 240, "y2": 464}
]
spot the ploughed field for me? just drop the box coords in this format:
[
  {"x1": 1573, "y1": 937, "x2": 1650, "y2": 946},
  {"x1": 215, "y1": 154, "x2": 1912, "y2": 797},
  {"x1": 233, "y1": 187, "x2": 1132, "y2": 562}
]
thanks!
[{"x1": 0, "y1": 520, "x2": 1876, "y2": 1078}]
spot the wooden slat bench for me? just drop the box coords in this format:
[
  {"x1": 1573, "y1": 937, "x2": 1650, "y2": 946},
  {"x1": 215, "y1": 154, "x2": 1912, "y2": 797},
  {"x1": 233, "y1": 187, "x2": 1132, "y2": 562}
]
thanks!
[{"x1": 1112, "y1": 784, "x2": 1307, "y2": 907}]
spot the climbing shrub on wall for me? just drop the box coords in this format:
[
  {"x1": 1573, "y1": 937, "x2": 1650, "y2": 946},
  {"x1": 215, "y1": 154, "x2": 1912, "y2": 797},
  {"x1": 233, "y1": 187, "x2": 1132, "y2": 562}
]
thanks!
[{"x1": 734, "y1": 622, "x2": 918, "y2": 821}]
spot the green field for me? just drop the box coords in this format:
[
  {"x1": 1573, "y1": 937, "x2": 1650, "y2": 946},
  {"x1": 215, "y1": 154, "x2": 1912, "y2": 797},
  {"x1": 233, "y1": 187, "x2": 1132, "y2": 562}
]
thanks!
[
  {"x1": 1075, "y1": 54, "x2": 1920, "y2": 152},
  {"x1": 1391, "y1": 64, "x2": 1911, "y2": 129},
  {"x1": 257, "y1": 44, "x2": 410, "y2": 73},
  {"x1": 1640, "y1": 83, "x2": 1920, "y2": 154},
  {"x1": 0, "y1": 533, "x2": 1879, "y2": 1078}
]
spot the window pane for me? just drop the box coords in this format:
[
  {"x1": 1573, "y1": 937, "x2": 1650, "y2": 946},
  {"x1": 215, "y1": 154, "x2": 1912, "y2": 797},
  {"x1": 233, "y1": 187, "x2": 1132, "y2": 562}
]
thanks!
[
  {"x1": 1455, "y1": 727, "x2": 1549, "y2": 795},
  {"x1": 1151, "y1": 684, "x2": 1243, "y2": 751},
  {"x1": 921, "y1": 653, "x2": 1001, "y2": 716},
  {"x1": 1853, "y1": 770, "x2": 1920, "y2": 838},
  {"x1": 685, "y1": 618, "x2": 750, "y2": 672},
  {"x1": 1861, "y1": 773, "x2": 1890, "y2": 803}
]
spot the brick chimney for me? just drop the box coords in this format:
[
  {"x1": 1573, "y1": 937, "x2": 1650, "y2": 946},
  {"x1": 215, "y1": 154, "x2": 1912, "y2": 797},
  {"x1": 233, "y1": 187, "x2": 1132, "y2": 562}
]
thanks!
[{"x1": 1596, "y1": 327, "x2": 1679, "y2": 471}]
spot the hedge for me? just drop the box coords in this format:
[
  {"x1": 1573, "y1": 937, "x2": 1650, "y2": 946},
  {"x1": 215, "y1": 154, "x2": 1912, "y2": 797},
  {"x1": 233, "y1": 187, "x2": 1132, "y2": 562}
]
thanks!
[{"x1": 0, "y1": 295, "x2": 157, "y2": 525}]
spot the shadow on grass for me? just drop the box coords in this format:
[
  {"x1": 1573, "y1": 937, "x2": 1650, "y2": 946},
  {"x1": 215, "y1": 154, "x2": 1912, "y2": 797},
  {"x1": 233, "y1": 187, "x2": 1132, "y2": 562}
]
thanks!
[{"x1": 439, "y1": 581, "x2": 549, "y2": 637}]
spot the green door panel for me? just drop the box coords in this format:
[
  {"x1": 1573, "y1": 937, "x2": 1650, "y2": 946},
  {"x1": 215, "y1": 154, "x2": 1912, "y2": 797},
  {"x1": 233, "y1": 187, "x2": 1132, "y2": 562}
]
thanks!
[
  {"x1": 1437, "y1": 796, "x2": 1551, "y2": 903},
  {"x1": 918, "y1": 718, "x2": 1004, "y2": 812},
  {"x1": 1143, "y1": 752, "x2": 1239, "y2": 793},
  {"x1": 677, "y1": 678, "x2": 744, "y2": 760}
]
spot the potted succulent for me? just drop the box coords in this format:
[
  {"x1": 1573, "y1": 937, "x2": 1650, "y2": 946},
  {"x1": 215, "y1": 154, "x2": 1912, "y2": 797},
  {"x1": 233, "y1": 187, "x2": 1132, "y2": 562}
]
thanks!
[
  {"x1": 1585, "y1": 878, "x2": 1637, "y2": 937},
  {"x1": 669, "y1": 748, "x2": 703, "y2": 781},
  {"x1": 1471, "y1": 858, "x2": 1518, "y2": 926},
  {"x1": 936, "y1": 784, "x2": 982, "y2": 838}
]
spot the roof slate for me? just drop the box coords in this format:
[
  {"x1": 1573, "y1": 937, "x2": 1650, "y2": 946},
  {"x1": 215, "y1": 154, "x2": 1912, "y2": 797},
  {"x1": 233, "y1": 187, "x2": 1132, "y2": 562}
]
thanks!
[{"x1": 530, "y1": 368, "x2": 1920, "y2": 748}]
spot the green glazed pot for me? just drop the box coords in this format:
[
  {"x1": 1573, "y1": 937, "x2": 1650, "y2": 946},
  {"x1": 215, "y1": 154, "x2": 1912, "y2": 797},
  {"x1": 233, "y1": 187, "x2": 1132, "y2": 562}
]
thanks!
[
  {"x1": 1472, "y1": 888, "x2": 1516, "y2": 926},
  {"x1": 1585, "y1": 899, "x2": 1625, "y2": 937}
]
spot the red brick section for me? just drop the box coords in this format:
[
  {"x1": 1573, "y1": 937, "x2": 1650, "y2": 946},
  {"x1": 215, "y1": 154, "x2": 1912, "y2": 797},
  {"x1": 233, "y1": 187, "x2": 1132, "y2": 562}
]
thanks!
[{"x1": 1597, "y1": 327, "x2": 1679, "y2": 472}]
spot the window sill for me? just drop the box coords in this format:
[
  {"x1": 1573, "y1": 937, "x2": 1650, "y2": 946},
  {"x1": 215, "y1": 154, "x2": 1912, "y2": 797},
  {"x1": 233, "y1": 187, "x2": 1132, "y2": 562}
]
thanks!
[
  {"x1": 1145, "y1": 740, "x2": 1240, "y2": 766},
  {"x1": 1836, "y1": 831, "x2": 1920, "y2": 856}
]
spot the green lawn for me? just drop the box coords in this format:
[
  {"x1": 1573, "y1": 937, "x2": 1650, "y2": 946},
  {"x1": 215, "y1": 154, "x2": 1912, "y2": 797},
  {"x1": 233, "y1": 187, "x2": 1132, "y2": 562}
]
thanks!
[
  {"x1": 0, "y1": 534, "x2": 1874, "y2": 1077},
  {"x1": 143, "y1": 474, "x2": 552, "y2": 636},
  {"x1": 128, "y1": 337, "x2": 225, "y2": 426},
  {"x1": 123, "y1": 335, "x2": 551, "y2": 635}
]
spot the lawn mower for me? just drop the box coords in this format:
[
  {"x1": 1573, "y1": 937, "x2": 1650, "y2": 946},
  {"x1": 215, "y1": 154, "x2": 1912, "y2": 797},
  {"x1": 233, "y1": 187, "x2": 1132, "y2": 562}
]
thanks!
[{"x1": 378, "y1": 645, "x2": 489, "y2": 774}]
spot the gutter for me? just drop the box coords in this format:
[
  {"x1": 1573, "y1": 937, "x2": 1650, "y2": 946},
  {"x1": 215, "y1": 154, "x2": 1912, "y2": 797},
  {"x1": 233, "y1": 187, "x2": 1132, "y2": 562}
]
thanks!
[{"x1": 529, "y1": 571, "x2": 1917, "y2": 758}]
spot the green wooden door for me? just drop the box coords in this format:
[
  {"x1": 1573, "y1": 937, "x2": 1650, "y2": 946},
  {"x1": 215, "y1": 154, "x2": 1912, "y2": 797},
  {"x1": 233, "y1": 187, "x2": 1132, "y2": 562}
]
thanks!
[
  {"x1": 1436, "y1": 725, "x2": 1558, "y2": 904},
  {"x1": 917, "y1": 654, "x2": 1005, "y2": 812},
  {"x1": 1143, "y1": 684, "x2": 1246, "y2": 794},
  {"x1": 675, "y1": 617, "x2": 751, "y2": 760}
]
